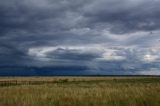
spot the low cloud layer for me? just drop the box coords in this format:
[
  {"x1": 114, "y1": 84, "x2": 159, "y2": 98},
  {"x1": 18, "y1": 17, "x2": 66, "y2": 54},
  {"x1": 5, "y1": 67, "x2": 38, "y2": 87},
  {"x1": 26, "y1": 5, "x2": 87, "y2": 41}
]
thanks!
[{"x1": 0, "y1": 0, "x2": 160, "y2": 75}]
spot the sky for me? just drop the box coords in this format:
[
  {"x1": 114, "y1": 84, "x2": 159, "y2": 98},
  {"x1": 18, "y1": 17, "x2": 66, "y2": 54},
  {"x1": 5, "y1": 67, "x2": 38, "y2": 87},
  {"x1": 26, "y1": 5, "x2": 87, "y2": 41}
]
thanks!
[{"x1": 0, "y1": 0, "x2": 160, "y2": 75}]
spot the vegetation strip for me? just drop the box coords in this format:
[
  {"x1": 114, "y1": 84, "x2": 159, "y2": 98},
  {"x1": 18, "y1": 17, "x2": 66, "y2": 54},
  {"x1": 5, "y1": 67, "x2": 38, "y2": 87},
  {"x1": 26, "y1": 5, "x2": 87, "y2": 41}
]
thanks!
[{"x1": 0, "y1": 77, "x2": 159, "y2": 86}]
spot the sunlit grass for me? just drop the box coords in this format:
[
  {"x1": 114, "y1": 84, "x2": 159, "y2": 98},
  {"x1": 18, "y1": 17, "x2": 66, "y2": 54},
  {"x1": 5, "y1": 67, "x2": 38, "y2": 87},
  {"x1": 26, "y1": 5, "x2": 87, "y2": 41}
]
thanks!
[{"x1": 0, "y1": 77, "x2": 159, "y2": 106}]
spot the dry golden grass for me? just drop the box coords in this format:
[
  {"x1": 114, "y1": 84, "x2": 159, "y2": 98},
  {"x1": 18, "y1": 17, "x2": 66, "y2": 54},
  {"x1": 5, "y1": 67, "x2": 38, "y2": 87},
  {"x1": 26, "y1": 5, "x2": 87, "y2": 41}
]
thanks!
[
  {"x1": 0, "y1": 76, "x2": 159, "y2": 106},
  {"x1": 0, "y1": 76, "x2": 156, "y2": 82}
]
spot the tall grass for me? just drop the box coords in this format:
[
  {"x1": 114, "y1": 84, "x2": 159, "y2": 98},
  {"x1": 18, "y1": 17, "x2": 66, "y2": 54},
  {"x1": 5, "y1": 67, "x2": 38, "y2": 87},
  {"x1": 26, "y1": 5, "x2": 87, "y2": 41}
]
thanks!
[{"x1": 0, "y1": 77, "x2": 159, "y2": 106}]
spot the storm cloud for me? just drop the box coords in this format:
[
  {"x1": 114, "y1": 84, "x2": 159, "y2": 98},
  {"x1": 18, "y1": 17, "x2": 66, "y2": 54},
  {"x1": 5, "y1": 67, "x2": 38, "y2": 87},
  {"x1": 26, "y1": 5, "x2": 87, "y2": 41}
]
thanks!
[{"x1": 0, "y1": 0, "x2": 160, "y2": 75}]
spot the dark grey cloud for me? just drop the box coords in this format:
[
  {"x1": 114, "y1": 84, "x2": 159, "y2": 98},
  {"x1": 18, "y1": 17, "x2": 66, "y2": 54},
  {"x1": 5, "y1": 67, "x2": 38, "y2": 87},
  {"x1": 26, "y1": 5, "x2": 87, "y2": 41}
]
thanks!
[
  {"x1": 46, "y1": 48, "x2": 101, "y2": 61},
  {"x1": 83, "y1": 0, "x2": 160, "y2": 34},
  {"x1": 0, "y1": 0, "x2": 160, "y2": 75}
]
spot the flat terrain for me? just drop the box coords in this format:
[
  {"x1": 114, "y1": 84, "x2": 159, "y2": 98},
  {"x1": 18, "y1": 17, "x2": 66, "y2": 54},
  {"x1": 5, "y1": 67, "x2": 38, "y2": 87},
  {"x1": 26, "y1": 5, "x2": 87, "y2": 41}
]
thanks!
[{"x1": 0, "y1": 76, "x2": 160, "y2": 106}]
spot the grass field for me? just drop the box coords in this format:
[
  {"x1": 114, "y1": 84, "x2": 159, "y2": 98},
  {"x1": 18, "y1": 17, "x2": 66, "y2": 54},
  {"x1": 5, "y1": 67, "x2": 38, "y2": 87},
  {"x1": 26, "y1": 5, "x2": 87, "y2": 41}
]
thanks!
[{"x1": 0, "y1": 76, "x2": 160, "y2": 106}]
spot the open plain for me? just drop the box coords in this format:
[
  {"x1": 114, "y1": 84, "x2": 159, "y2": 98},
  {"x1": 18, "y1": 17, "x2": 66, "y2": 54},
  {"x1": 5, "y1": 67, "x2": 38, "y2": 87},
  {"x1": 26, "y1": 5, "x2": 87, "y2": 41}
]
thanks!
[{"x1": 0, "y1": 76, "x2": 160, "y2": 106}]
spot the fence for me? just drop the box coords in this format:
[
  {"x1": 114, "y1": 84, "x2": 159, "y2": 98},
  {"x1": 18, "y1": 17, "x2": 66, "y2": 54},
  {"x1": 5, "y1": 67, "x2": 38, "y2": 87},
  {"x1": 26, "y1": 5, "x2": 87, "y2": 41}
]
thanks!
[{"x1": 0, "y1": 80, "x2": 54, "y2": 86}]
